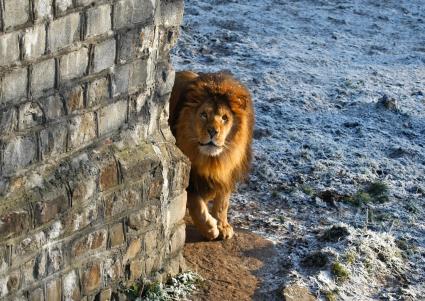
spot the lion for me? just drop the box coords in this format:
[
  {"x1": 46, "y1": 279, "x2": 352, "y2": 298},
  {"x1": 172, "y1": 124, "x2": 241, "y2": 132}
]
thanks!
[{"x1": 169, "y1": 71, "x2": 254, "y2": 240}]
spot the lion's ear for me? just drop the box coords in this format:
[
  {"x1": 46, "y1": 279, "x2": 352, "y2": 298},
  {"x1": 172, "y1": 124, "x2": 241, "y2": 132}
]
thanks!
[{"x1": 234, "y1": 94, "x2": 249, "y2": 110}]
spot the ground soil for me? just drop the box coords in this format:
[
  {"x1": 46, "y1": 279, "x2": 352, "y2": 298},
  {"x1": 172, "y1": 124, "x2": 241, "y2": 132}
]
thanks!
[{"x1": 184, "y1": 226, "x2": 281, "y2": 301}]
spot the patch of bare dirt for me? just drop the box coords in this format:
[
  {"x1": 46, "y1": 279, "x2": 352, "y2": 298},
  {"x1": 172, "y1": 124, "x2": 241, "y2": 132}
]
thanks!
[{"x1": 184, "y1": 225, "x2": 280, "y2": 301}]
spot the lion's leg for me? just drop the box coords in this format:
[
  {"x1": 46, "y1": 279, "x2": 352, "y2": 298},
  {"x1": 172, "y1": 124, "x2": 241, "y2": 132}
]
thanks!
[
  {"x1": 211, "y1": 192, "x2": 234, "y2": 240},
  {"x1": 187, "y1": 192, "x2": 219, "y2": 240}
]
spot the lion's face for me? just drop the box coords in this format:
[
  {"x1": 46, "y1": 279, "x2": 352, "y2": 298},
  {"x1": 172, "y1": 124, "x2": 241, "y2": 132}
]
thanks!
[{"x1": 194, "y1": 101, "x2": 234, "y2": 157}]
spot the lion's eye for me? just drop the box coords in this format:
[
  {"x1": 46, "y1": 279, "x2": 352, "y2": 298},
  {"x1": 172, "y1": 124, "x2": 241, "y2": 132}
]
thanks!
[
  {"x1": 200, "y1": 112, "x2": 207, "y2": 120},
  {"x1": 222, "y1": 115, "x2": 228, "y2": 123}
]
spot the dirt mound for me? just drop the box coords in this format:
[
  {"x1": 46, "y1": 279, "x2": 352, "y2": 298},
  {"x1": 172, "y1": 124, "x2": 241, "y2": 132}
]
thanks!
[{"x1": 184, "y1": 226, "x2": 279, "y2": 301}]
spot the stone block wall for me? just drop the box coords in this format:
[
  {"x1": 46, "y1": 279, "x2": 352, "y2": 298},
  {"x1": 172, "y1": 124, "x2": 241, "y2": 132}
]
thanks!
[{"x1": 0, "y1": 0, "x2": 189, "y2": 299}]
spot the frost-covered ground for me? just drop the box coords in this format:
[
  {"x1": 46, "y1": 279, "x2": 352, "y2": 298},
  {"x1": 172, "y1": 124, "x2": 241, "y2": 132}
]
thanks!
[{"x1": 172, "y1": 0, "x2": 425, "y2": 300}]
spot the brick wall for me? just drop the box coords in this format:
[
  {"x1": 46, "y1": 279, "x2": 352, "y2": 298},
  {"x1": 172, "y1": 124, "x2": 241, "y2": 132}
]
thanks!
[{"x1": 0, "y1": 0, "x2": 189, "y2": 299}]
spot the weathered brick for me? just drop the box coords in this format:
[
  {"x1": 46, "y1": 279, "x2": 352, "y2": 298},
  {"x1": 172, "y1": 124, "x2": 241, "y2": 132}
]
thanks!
[
  {"x1": 60, "y1": 48, "x2": 89, "y2": 81},
  {"x1": 112, "y1": 64, "x2": 130, "y2": 96},
  {"x1": 167, "y1": 191, "x2": 187, "y2": 228},
  {"x1": 33, "y1": 0, "x2": 53, "y2": 21},
  {"x1": 68, "y1": 112, "x2": 96, "y2": 148},
  {"x1": 128, "y1": 204, "x2": 160, "y2": 231},
  {"x1": 40, "y1": 123, "x2": 68, "y2": 158},
  {"x1": 0, "y1": 31, "x2": 20, "y2": 67},
  {"x1": 39, "y1": 95, "x2": 65, "y2": 121},
  {"x1": 55, "y1": 0, "x2": 73, "y2": 15},
  {"x1": 3, "y1": 0, "x2": 30, "y2": 30},
  {"x1": 34, "y1": 192, "x2": 69, "y2": 226},
  {"x1": 2, "y1": 135, "x2": 37, "y2": 175},
  {"x1": 63, "y1": 270, "x2": 80, "y2": 301},
  {"x1": 71, "y1": 229, "x2": 107, "y2": 257},
  {"x1": 129, "y1": 258, "x2": 144, "y2": 281},
  {"x1": 103, "y1": 257, "x2": 122, "y2": 283},
  {"x1": 46, "y1": 278, "x2": 61, "y2": 301},
  {"x1": 82, "y1": 262, "x2": 102, "y2": 295},
  {"x1": 22, "y1": 253, "x2": 47, "y2": 285},
  {"x1": 69, "y1": 179, "x2": 96, "y2": 207},
  {"x1": 75, "y1": 0, "x2": 94, "y2": 7},
  {"x1": 93, "y1": 39, "x2": 116, "y2": 73},
  {"x1": 23, "y1": 24, "x2": 46, "y2": 60},
  {"x1": 155, "y1": 61, "x2": 175, "y2": 97},
  {"x1": 156, "y1": 0, "x2": 184, "y2": 26},
  {"x1": 18, "y1": 102, "x2": 45, "y2": 130},
  {"x1": 98, "y1": 100, "x2": 127, "y2": 136},
  {"x1": 49, "y1": 13, "x2": 80, "y2": 52},
  {"x1": 3, "y1": 270, "x2": 21, "y2": 295},
  {"x1": 114, "y1": 0, "x2": 155, "y2": 29},
  {"x1": 109, "y1": 222, "x2": 125, "y2": 247},
  {"x1": 97, "y1": 288, "x2": 112, "y2": 301},
  {"x1": 62, "y1": 86, "x2": 84, "y2": 113},
  {"x1": 104, "y1": 188, "x2": 140, "y2": 218},
  {"x1": 1, "y1": 68, "x2": 28, "y2": 105},
  {"x1": 169, "y1": 224, "x2": 185, "y2": 255},
  {"x1": 64, "y1": 201, "x2": 98, "y2": 234},
  {"x1": 117, "y1": 26, "x2": 156, "y2": 64},
  {"x1": 13, "y1": 231, "x2": 47, "y2": 261},
  {"x1": 129, "y1": 59, "x2": 152, "y2": 91},
  {"x1": 0, "y1": 210, "x2": 32, "y2": 240},
  {"x1": 0, "y1": 247, "x2": 8, "y2": 274},
  {"x1": 123, "y1": 238, "x2": 141, "y2": 264},
  {"x1": 0, "y1": 107, "x2": 18, "y2": 134},
  {"x1": 144, "y1": 230, "x2": 158, "y2": 255},
  {"x1": 115, "y1": 145, "x2": 159, "y2": 181},
  {"x1": 47, "y1": 245, "x2": 63, "y2": 274},
  {"x1": 32, "y1": 59, "x2": 55, "y2": 96},
  {"x1": 85, "y1": 4, "x2": 111, "y2": 38},
  {"x1": 29, "y1": 287, "x2": 44, "y2": 301},
  {"x1": 99, "y1": 160, "x2": 118, "y2": 191},
  {"x1": 88, "y1": 77, "x2": 110, "y2": 107}
]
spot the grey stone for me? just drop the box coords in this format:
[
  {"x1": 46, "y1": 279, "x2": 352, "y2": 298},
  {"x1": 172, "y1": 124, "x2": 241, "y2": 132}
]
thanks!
[
  {"x1": 85, "y1": 4, "x2": 111, "y2": 38},
  {"x1": 0, "y1": 107, "x2": 17, "y2": 134},
  {"x1": 2, "y1": 135, "x2": 38, "y2": 175},
  {"x1": 18, "y1": 102, "x2": 45, "y2": 130},
  {"x1": 88, "y1": 78, "x2": 110, "y2": 107},
  {"x1": 62, "y1": 86, "x2": 84, "y2": 113},
  {"x1": 49, "y1": 13, "x2": 80, "y2": 52},
  {"x1": 168, "y1": 191, "x2": 187, "y2": 228},
  {"x1": 39, "y1": 95, "x2": 65, "y2": 121},
  {"x1": 60, "y1": 48, "x2": 89, "y2": 81},
  {"x1": 3, "y1": 0, "x2": 30, "y2": 30},
  {"x1": 40, "y1": 124, "x2": 68, "y2": 158},
  {"x1": 1, "y1": 68, "x2": 28, "y2": 105},
  {"x1": 169, "y1": 224, "x2": 185, "y2": 255},
  {"x1": 98, "y1": 100, "x2": 127, "y2": 136},
  {"x1": 114, "y1": 0, "x2": 156, "y2": 29},
  {"x1": 34, "y1": 0, "x2": 53, "y2": 21},
  {"x1": 23, "y1": 24, "x2": 47, "y2": 60},
  {"x1": 113, "y1": 64, "x2": 130, "y2": 96},
  {"x1": 0, "y1": 32, "x2": 20, "y2": 67},
  {"x1": 93, "y1": 39, "x2": 116, "y2": 73},
  {"x1": 155, "y1": 0, "x2": 184, "y2": 26},
  {"x1": 55, "y1": 0, "x2": 73, "y2": 15},
  {"x1": 62, "y1": 270, "x2": 80, "y2": 301},
  {"x1": 75, "y1": 0, "x2": 94, "y2": 7},
  {"x1": 130, "y1": 59, "x2": 153, "y2": 91},
  {"x1": 68, "y1": 112, "x2": 97, "y2": 148},
  {"x1": 32, "y1": 59, "x2": 56, "y2": 96}
]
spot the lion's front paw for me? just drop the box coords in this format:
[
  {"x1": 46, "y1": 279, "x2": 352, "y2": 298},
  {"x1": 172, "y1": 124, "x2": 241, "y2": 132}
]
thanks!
[
  {"x1": 200, "y1": 216, "x2": 220, "y2": 240},
  {"x1": 218, "y1": 223, "x2": 234, "y2": 240}
]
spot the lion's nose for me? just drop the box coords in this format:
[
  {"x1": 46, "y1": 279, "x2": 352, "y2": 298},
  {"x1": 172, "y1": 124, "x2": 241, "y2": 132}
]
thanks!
[{"x1": 207, "y1": 128, "x2": 218, "y2": 138}]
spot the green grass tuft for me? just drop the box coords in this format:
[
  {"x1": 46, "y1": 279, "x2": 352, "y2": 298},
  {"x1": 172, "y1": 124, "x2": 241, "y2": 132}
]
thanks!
[{"x1": 331, "y1": 262, "x2": 350, "y2": 283}]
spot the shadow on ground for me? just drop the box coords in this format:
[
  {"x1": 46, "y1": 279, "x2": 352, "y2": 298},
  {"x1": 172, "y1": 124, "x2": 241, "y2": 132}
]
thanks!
[{"x1": 184, "y1": 225, "x2": 283, "y2": 301}]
